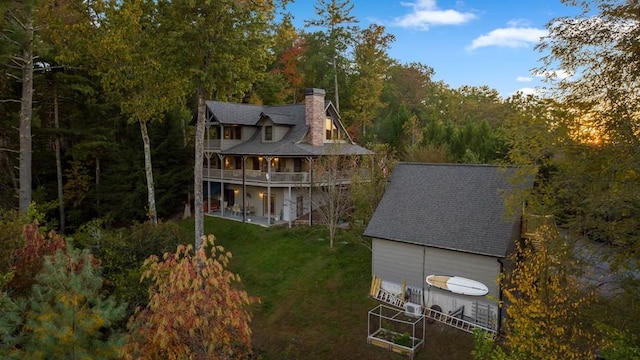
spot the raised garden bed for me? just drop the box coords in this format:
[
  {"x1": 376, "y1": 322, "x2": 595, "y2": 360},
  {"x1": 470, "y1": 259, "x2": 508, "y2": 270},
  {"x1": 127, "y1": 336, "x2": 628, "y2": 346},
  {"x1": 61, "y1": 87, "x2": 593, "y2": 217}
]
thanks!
[{"x1": 367, "y1": 304, "x2": 425, "y2": 359}]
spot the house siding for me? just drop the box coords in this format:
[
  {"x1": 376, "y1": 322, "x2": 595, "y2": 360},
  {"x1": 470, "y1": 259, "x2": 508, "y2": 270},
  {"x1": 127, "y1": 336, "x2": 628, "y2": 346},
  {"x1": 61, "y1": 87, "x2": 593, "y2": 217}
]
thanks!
[
  {"x1": 273, "y1": 125, "x2": 288, "y2": 142},
  {"x1": 372, "y1": 238, "x2": 501, "y2": 330},
  {"x1": 372, "y1": 238, "x2": 500, "y2": 297}
]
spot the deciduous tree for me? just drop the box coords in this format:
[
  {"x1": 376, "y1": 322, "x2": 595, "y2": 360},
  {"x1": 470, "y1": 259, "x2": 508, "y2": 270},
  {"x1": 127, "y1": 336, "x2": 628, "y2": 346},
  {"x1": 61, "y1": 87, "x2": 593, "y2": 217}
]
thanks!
[
  {"x1": 156, "y1": 0, "x2": 276, "y2": 247},
  {"x1": 349, "y1": 143, "x2": 397, "y2": 248},
  {"x1": 344, "y1": 24, "x2": 395, "y2": 139},
  {"x1": 535, "y1": 0, "x2": 640, "y2": 266},
  {"x1": 123, "y1": 234, "x2": 258, "y2": 359},
  {"x1": 477, "y1": 226, "x2": 602, "y2": 359},
  {"x1": 310, "y1": 152, "x2": 358, "y2": 249},
  {"x1": 93, "y1": 0, "x2": 189, "y2": 225}
]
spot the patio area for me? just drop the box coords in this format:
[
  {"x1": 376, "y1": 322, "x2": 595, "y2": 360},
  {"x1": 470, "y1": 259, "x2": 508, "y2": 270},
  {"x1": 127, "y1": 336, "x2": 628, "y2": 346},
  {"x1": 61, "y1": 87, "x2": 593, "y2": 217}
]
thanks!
[{"x1": 205, "y1": 209, "x2": 290, "y2": 227}]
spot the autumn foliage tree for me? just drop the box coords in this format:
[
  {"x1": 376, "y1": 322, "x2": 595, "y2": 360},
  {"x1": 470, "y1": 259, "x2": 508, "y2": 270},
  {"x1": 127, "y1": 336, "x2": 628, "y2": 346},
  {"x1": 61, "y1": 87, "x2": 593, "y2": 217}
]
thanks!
[
  {"x1": 6, "y1": 221, "x2": 66, "y2": 297},
  {"x1": 123, "y1": 234, "x2": 258, "y2": 359},
  {"x1": 1, "y1": 223, "x2": 125, "y2": 359},
  {"x1": 474, "y1": 225, "x2": 602, "y2": 359}
]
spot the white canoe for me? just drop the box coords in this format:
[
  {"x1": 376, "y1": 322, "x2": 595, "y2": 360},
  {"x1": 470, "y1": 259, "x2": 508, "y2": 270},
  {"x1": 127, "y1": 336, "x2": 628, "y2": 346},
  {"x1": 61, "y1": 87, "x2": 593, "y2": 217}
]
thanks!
[{"x1": 426, "y1": 275, "x2": 489, "y2": 296}]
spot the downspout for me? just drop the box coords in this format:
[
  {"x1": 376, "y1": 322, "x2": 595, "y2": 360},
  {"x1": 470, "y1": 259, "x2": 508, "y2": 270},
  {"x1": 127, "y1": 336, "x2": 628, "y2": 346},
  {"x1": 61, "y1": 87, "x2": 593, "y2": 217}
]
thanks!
[
  {"x1": 422, "y1": 247, "x2": 426, "y2": 307},
  {"x1": 497, "y1": 258, "x2": 505, "y2": 332}
]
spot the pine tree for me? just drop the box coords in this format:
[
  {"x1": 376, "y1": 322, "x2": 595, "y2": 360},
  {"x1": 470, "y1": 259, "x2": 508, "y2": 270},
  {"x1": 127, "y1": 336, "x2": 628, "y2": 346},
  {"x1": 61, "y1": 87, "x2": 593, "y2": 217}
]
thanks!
[
  {"x1": 20, "y1": 245, "x2": 126, "y2": 359},
  {"x1": 2, "y1": 237, "x2": 126, "y2": 359}
]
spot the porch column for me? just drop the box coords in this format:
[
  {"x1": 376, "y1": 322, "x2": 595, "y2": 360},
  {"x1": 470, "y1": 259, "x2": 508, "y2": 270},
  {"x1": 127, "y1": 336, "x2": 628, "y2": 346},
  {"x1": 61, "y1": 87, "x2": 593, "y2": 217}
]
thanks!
[
  {"x1": 219, "y1": 154, "x2": 225, "y2": 216},
  {"x1": 205, "y1": 152, "x2": 211, "y2": 214},
  {"x1": 242, "y1": 155, "x2": 247, "y2": 222},
  {"x1": 265, "y1": 156, "x2": 273, "y2": 225},
  {"x1": 288, "y1": 186, "x2": 292, "y2": 228},
  {"x1": 306, "y1": 156, "x2": 314, "y2": 227}
]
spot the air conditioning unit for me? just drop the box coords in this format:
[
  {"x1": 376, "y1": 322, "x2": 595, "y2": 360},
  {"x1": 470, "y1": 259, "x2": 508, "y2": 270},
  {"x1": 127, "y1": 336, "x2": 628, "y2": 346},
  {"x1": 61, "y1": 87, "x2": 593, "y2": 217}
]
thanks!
[{"x1": 404, "y1": 302, "x2": 422, "y2": 317}]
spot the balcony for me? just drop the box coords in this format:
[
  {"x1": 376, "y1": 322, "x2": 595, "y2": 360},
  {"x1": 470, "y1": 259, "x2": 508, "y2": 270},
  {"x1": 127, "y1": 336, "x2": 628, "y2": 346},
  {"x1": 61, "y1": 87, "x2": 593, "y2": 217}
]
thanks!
[
  {"x1": 204, "y1": 168, "x2": 310, "y2": 185},
  {"x1": 203, "y1": 168, "x2": 363, "y2": 186},
  {"x1": 204, "y1": 139, "x2": 244, "y2": 152}
]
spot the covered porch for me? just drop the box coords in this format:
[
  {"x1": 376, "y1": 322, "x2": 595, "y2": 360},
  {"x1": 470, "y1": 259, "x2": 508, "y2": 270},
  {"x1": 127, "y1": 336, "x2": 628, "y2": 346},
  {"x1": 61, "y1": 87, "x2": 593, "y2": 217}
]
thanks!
[{"x1": 205, "y1": 208, "x2": 291, "y2": 227}]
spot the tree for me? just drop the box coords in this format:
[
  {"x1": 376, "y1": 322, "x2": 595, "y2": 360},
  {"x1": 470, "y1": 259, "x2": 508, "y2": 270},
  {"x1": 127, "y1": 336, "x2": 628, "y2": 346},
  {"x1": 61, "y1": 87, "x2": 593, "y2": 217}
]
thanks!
[
  {"x1": 534, "y1": 0, "x2": 640, "y2": 266},
  {"x1": 94, "y1": 0, "x2": 189, "y2": 225},
  {"x1": 303, "y1": 0, "x2": 359, "y2": 107},
  {"x1": 156, "y1": 0, "x2": 276, "y2": 248},
  {"x1": 349, "y1": 143, "x2": 397, "y2": 248},
  {"x1": 344, "y1": 24, "x2": 395, "y2": 140},
  {"x1": 0, "y1": 0, "x2": 96, "y2": 213},
  {"x1": 477, "y1": 225, "x2": 601, "y2": 359},
  {"x1": 20, "y1": 245, "x2": 126, "y2": 359},
  {"x1": 123, "y1": 234, "x2": 258, "y2": 359},
  {"x1": 311, "y1": 147, "x2": 364, "y2": 249},
  {"x1": 1, "y1": 223, "x2": 125, "y2": 359},
  {"x1": 1, "y1": 1, "x2": 37, "y2": 213},
  {"x1": 6, "y1": 221, "x2": 66, "y2": 297}
]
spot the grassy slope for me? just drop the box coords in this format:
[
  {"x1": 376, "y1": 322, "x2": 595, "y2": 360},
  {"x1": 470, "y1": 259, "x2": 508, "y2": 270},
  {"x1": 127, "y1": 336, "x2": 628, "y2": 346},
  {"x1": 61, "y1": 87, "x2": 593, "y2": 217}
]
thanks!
[{"x1": 180, "y1": 217, "x2": 474, "y2": 360}]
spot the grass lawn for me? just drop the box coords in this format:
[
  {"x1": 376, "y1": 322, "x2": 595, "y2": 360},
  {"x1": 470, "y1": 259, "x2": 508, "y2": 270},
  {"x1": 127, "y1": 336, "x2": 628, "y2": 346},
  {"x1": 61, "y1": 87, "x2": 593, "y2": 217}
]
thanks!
[{"x1": 180, "y1": 216, "x2": 475, "y2": 360}]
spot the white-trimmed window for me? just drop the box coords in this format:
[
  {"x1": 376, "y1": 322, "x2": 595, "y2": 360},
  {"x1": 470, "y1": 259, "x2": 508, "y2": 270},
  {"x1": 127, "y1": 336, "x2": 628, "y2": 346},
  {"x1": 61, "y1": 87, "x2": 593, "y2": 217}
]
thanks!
[{"x1": 264, "y1": 125, "x2": 273, "y2": 141}]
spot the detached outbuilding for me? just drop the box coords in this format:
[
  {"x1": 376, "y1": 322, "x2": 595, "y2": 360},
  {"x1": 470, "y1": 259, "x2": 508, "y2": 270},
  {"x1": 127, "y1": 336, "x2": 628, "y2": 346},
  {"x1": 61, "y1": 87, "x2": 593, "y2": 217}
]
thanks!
[{"x1": 364, "y1": 163, "x2": 533, "y2": 332}]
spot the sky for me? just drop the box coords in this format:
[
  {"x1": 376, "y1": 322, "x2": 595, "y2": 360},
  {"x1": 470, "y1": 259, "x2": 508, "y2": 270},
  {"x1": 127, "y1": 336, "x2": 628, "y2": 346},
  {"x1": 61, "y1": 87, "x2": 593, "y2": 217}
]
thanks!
[{"x1": 286, "y1": 0, "x2": 583, "y2": 98}]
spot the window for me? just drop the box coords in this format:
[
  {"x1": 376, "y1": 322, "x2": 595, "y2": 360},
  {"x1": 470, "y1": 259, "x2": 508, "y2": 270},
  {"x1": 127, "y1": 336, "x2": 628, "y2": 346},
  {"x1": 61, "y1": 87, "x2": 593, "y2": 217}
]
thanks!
[
  {"x1": 223, "y1": 126, "x2": 242, "y2": 140},
  {"x1": 325, "y1": 118, "x2": 336, "y2": 140},
  {"x1": 325, "y1": 117, "x2": 344, "y2": 141},
  {"x1": 264, "y1": 125, "x2": 273, "y2": 141}
]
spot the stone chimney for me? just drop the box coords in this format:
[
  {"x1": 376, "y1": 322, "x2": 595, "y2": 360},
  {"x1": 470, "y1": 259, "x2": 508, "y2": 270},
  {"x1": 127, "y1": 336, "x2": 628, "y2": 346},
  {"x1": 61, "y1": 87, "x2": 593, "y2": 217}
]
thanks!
[{"x1": 304, "y1": 88, "x2": 325, "y2": 146}]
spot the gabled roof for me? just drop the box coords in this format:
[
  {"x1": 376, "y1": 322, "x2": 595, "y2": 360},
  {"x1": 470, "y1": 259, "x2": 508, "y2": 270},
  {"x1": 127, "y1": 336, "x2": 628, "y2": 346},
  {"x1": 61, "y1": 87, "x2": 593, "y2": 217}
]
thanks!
[
  {"x1": 363, "y1": 163, "x2": 534, "y2": 258},
  {"x1": 207, "y1": 101, "x2": 264, "y2": 126},
  {"x1": 205, "y1": 100, "x2": 372, "y2": 157}
]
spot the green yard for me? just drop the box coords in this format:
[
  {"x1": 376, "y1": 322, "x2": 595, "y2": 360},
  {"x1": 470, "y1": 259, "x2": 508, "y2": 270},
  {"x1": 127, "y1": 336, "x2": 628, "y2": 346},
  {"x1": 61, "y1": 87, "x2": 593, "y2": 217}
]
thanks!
[{"x1": 181, "y1": 217, "x2": 474, "y2": 360}]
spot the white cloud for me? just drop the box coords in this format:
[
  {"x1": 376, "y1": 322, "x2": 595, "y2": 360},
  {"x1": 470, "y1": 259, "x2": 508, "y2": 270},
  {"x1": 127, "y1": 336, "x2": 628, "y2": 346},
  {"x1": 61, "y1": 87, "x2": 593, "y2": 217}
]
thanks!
[
  {"x1": 468, "y1": 26, "x2": 547, "y2": 50},
  {"x1": 517, "y1": 76, "x2": 532, "y2": 82},
  {"x1": 534, "y1": 69, "x2": 572, "y2": 80},
  {"x1": 393, "y1": 0, "x2": 476, "y2": 30},
  {"x1": 515, "y1": 87, "x2": 538, "y2": 96}
]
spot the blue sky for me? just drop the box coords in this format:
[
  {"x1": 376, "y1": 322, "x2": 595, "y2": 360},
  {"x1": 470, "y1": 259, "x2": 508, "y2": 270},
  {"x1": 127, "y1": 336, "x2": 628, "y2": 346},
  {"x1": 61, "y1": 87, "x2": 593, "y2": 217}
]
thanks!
[{"x1": 286, "y1": 0, "x2": 582, "y2": 98}]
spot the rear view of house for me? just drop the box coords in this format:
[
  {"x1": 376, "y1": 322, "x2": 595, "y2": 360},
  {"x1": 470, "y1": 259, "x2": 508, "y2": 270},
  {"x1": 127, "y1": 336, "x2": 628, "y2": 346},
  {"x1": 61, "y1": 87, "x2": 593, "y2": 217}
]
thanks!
[
  {"x1": 202, "y1": 88, "x2": 371, "y2": 224},
  {"x1": 364, "y1": 163, "x2": 533, "y2": 332}
]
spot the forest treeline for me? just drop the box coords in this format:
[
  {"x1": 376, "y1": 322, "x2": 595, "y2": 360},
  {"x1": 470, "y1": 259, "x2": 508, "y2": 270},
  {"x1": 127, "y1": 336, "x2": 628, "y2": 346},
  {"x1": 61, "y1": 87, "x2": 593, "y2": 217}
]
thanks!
[
  {"x1": 0, "y1": 0, "x2": 534, "y2": 231},
  {"x1": 2, "y1": 0, "x2": 640, "y2": 358}
]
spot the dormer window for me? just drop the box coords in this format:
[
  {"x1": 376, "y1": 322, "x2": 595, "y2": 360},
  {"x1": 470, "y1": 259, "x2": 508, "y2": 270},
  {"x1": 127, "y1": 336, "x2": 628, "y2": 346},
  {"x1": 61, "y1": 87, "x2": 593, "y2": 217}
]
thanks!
[
  {"x1": 264, "y1": 125, "x2": 273, "y2": 142},
  {"x1": 325, "y1": 117, "x2": 343, "y2": 141}
]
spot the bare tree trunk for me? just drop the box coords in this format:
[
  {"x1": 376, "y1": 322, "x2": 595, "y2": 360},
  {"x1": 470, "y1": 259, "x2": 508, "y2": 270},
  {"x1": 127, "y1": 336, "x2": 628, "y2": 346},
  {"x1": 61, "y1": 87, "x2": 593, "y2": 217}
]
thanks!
[
  {"x1": 194, "y1": 88, "x2": 206, "y2": 248},
  {"x1": 139, "y1": 119, "x2": 157, "y2": 225},
  {"x1": 18, "y1": 17, "x2": 34, "y2": 213},
  {"x1": 54, "y1": 90, "x2": 65, "y2": 233}
]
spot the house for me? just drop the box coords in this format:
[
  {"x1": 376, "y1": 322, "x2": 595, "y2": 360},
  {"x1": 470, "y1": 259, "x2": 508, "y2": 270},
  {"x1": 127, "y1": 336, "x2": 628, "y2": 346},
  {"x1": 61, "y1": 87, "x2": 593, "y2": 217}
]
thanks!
[
  {"x1": 202, "y1": 88, "x2": 371, "y2": 224},
  {"x1": 363, "y1": 163, "x2": 533, "y2": 332}
]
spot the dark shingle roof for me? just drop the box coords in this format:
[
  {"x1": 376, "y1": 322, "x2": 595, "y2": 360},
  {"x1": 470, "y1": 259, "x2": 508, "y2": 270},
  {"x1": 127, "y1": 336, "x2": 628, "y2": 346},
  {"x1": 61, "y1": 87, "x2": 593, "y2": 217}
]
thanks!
[
  {"x1": 363, "y1": 163, "x2": 533, "y2": 258},
  {"x1": 206, "y1": 100, "x2": 372, "y2": 157}
]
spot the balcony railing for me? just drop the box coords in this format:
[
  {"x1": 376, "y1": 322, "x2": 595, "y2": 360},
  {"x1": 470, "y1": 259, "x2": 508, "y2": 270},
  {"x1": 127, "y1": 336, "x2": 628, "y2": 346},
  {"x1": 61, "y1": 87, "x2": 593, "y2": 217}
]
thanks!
[
  {"x1": 204, "y1": 139, "x2": 244, "y2": 151},
  {"x1": 203, "y1": 168, "x2": 366, "y2": 185},
  {"x1": 204, "y1": 168, "x2": 310, "y2": 184}
]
